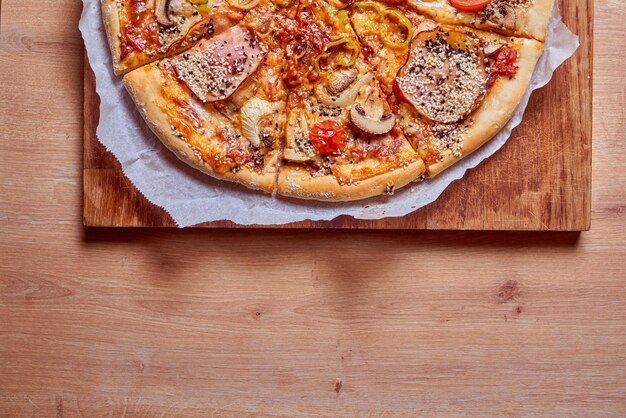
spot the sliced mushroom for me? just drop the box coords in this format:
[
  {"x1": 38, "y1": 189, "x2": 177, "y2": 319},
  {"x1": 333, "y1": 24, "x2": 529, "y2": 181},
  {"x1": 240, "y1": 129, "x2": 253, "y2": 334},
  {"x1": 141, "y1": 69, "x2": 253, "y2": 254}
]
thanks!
[
  {"x1": 483, "y1": 41, "x2": 500, "y2": 56},
  {"x1": 325, "y1": 69, "x2": 358, "y2": 96},
  {"x1": 485, "y1": 3, "x2": 516, "y2": 31},
  {"x1": 156, "y1": 0, "x2": 193, "y2": 26},
  {"x1": 350, "y1": 93, "x2": 396, "y2": 135},
  {"x1": 315, "y1": 73, "x2": 374, "y2": 107},
  {"x1": 240, "y1": 98, "x2": 283, "y2": 147},
  {"x1": 169, "y1": 0, "x2": 195, "y2": 18},
  {"x1": 284, "y1": 107, "x2": 316, "y2": 162},
  {"x1": 156, "y1": 0, "x2": 174, "y2": 26}
]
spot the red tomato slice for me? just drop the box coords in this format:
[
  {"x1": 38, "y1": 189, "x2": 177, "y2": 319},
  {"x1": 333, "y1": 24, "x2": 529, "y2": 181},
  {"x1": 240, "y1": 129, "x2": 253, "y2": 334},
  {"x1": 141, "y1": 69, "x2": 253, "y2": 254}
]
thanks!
[
  {"x1": 310, "y1": 120, "x2": 348, "y2": 156},
  {"x1": 449, "y1": 0, "x2": 492, "y2": 12}
]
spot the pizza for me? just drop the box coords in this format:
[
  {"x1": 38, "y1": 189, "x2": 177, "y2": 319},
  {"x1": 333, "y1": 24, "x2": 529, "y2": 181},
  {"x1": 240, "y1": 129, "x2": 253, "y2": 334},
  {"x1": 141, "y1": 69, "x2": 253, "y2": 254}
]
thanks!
[
  {"x1": 408, "y1": 0, "x2": 554, "y2": 41},
  {"x1": 102, "y1": 0, "x2": 550, "y2": 201}
]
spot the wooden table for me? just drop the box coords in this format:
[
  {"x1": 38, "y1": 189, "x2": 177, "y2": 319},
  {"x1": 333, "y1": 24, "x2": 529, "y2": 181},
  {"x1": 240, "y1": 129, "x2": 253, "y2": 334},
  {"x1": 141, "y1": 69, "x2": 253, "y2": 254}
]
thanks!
[{"x1": 1, "y1": 0, "x2": 625, "y2": 416}]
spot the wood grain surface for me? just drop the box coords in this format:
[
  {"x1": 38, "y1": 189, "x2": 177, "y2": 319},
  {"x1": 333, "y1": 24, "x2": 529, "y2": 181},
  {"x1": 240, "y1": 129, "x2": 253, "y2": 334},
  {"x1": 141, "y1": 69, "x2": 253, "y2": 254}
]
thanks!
[
  {"x1": 82, "y1": 1, "x2": 593, "y2": 230},
  {"x1": 1, "y1": 0, "x2": 625, "y2": 416}
]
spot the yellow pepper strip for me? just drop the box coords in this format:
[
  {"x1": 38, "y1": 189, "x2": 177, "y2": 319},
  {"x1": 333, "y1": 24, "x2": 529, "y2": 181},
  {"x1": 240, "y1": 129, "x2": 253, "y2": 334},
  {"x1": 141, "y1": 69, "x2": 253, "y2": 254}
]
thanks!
[
  {"x1": 350, "y1": 2, "x2": 413, "y2": 49},
  {"x1": 190, "y1": 0, "x2": 208, "y2": 4},
  {"x1": 381, "y1": 9, "x2": 413, "y2": 49},
  {"x1": 314, "y1": 38, "x2": 360, "y2": 76},
  {"x1": 350, "y1": 1, "x2": 383, "y2": 34}
]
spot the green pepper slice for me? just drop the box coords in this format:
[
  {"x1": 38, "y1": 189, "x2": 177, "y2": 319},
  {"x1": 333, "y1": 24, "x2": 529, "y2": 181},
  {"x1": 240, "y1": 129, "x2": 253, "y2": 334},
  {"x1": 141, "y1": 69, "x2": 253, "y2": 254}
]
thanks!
[
  {"x1": 381, "y1": 9, "x2": 413, "y2": 49},
  {"x1": 314, "y1": 38, "x2": 360, "y2": 76},
  {"x1": 350, "y1": 2, "x2": 414, "y2": 49}
]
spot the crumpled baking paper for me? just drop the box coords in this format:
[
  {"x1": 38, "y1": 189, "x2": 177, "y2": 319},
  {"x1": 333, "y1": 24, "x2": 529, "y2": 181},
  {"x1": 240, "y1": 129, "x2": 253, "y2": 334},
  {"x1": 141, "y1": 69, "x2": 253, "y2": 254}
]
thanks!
[{"x1": 79, "y1": 0, "x2": 579, "y2": 227}]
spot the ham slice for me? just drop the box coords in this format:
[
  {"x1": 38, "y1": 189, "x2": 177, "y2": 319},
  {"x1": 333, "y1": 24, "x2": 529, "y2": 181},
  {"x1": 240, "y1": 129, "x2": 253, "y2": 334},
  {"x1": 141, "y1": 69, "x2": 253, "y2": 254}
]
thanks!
[
  {"x1": 172, "y1": 25, "x2": 265, "y2": 103},
  {"x1": 396, "y1": 28, "x2": 488, "y2": 124}
]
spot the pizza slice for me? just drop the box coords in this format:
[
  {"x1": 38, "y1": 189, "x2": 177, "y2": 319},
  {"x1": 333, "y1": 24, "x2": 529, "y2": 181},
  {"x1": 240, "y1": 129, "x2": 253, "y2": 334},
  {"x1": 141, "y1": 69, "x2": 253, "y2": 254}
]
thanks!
[
  {"x1": 407, "y1": 0, "x2": 555, "y2": 41},
  {"x1": 123, "y1": 24, "x2": 286, "y2": 192},
  {"x1": 394, "y1": 24, "x2": 544, "y2": 176},
  {"x1": 347, "y1": 1, "x2": 435, "y2": 94},
  {"x1": 102, "y1": 0, "x2": 247, "y2": 74},
  {"x1": 265, "y1": 0, "x2": 425, "y2": 201}
]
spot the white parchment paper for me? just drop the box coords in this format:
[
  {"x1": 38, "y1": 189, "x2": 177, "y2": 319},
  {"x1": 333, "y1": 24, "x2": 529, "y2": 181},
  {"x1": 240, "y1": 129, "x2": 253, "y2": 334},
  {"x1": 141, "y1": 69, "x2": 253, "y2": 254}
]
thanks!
[{"x1": 80, "y1": 0, "x2": 579, "y2": 227}]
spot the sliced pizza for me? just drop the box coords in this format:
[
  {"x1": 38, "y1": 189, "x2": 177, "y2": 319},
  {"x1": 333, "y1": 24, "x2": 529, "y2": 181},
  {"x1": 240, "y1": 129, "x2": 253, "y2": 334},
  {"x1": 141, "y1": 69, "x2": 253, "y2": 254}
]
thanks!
[
  {"x1": 347, "y1": 1, "x2": 428, "y2": 94},
  {"x1": 394, "y1": 24, "x2": 544, "y2": 176},
  {"x1": 408, "y1": 0, "x2": 555, "y2": 41},
  {"x1": 263, "y1": 0, "x2": 426, "y2": 201},
  {"x1": 123, "y1": 24, "x2": 285, "y2": 192},
  {"x1": 102, "y1": 0, "x2": 247, "y2": 74},
  {"x1": 110, "y1": 0, "x2": 550, "y2": 201}
]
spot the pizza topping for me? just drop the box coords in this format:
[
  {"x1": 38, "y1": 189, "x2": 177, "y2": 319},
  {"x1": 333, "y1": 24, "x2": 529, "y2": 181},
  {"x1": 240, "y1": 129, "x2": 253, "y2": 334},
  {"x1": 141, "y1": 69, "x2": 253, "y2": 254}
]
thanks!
[
  {"x1": 284, "y1": 107, "x2": 317, "y2": 162},
  {"x1": 316, "y1": 73, "x2": 374, "y2": 107},
  {"x1": 396, "y1": 27, "x2": 487, "y2": 124},
  {"x1": 350, "y1": 93, "x2": 396, "y2": 135},
  {"x1": 155, "y1": 0, "x2": 194, "y2": 26},
  {"x1": 483, "y1": 41, "x2": 500, "y2": 56},
  {"x1": 314, "y1": 38, "x2": 360, "y2": 77},
  {"x1": 120, "y1": 0, "x2": 160, "y2": 59},
  {"x1": 487, "y1": 46, "x2": 518, "y2": 86},
  {"x1": 240, "y1": 97, "x2": 284, "y2": 147},
  {"x1": 481, "y1": 2, "x2": 516, "y2": 30},
  {"x1": 449, "y1": 0, "x2": 493, "y2": 13},
  {"x1": 309, "y1": 121, "x2": 348, "y2": 156},
  {"x1": 325, "y1": 69, "x2": 358, "y2": 97},
  {"x1": 172, "y1": 25, "x2": 265, "y2": 103},
  {"x1": 351, "y1": 2, "x2": 414, "y2": 49}
]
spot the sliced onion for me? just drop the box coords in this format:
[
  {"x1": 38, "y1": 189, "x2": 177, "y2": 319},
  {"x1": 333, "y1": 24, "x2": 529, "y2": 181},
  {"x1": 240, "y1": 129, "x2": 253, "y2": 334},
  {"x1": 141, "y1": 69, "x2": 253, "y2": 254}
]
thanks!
[
  {"x1": 316, "y1": 73, "x2": 374, "y2": 108},
  {"x1": 240, "y1": 98, "x2": 283, "y2": 147}
]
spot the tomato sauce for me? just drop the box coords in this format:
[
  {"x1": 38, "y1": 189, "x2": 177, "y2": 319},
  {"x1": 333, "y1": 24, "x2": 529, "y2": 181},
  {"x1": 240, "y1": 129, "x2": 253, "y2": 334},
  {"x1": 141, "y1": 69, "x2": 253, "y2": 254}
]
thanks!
[
  {"x1": 488, "y1": 47, "x2": 518, "y2": 87},
  {"x1": 120, "y1": 0, "x2": 160, "y2": 60}
]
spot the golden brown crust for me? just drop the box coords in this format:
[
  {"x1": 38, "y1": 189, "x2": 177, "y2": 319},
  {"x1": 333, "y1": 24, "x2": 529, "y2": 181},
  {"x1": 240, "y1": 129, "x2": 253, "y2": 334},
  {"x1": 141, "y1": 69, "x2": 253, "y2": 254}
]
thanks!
[
  {"x1": 277, "y1": 159, "x2": 426, "y2": 202},
  {"x1": 408, "y1": 0, "x2": 555, "y2": 41},
  {"x1": 427, "y1": 34, "x2": 544, "y2": 176},
  {"x1": 516, "y1": 0, "x2": 555, "y2": 41},
  {"x1": 101, "y1": 0, "x2": 124, "y2": 75},
  {"x1": 123, "y1": 65, "x2": 276, "y2": 193}
]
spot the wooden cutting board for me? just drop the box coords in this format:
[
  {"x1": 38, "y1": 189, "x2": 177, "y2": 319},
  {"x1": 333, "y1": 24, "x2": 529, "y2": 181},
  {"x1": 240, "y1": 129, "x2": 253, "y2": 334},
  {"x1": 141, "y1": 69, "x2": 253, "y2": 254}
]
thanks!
[{"x1": 83, "y1": 0, "x2": 592, "y2": 229}]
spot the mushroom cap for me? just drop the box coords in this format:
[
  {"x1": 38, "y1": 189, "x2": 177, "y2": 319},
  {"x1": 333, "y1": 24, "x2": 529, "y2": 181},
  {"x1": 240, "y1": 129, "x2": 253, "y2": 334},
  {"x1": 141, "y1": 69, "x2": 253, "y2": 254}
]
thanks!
[
  {"x1": 325, "y1": 69, "x2": 358, "y2": 97},
  {"x1": 155, "y1": 0, "x2": 175, "y2": 26},
  {"x1": 349, "y1": 93, "x2": 396, "y2": 136},
  {"x1": 156, "y1": 0, "x2": 194, "y2": 26}
]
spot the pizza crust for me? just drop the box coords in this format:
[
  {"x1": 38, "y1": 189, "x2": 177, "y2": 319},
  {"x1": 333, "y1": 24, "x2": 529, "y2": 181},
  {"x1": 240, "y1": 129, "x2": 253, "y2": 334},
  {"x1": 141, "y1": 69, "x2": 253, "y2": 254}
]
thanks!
[
  {"x1": 101, "y1": 0, "x2": 125, "y2": 75},
  {"x1": 277, "y1": 159, "x2": 426, "y2": 202},
  {"x1": 427, "y1": 34, "x2": 544, "y2": 176},
  {"x1": 409, "y1": 0, "x2": 555, "y2": 41},
  {"x1": 515, "y1": 0, "x2": 555, "y2": 42},
  {"x1": 123, "y1": 65, "x2": 276, "y2": 193}
]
